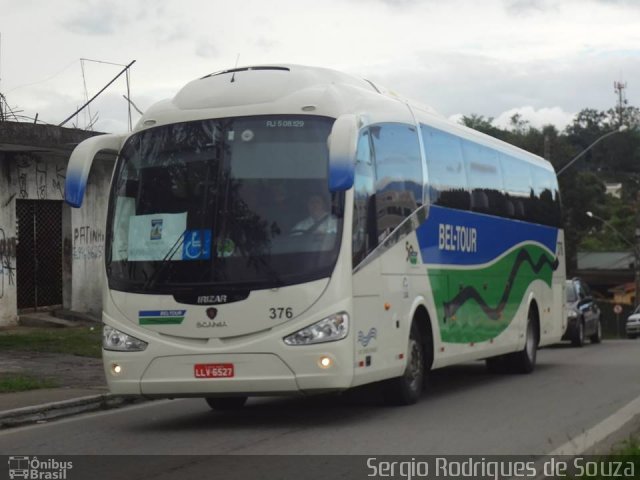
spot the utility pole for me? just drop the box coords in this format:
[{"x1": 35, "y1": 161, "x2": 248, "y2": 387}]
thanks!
[
  {"x1": 636, "y1": 191, "x2": 640, "y2": 307},
  {"x1": 614, "y1": 80, "x2": 628, "y2": 128},
  {"x1": 544, "y1": 133, "x2": 551, "y2": 162}
]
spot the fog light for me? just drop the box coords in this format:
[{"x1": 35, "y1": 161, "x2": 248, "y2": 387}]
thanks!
[
  {"x1": 111, "y1": 363, "x2": 122, "y2": 375},
  {"x1": 318, "y1": 356, "x2": 333, "y2": 369}
]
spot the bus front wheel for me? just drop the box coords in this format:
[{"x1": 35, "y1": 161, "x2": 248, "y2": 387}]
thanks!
[
  {"x1": 205, "y1": 396, "x2": 248, "y2": 410},
  {"x1": 382, "y1": 323, "x2": 426, "y2": 406}
]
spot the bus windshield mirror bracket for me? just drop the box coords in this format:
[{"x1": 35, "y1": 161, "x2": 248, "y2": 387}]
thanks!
[
  {"x1": 65, "y1": 134, "x2": 124, "y2": 208},
  {"x1": 327, "y1": 114, "x2": 357, "y2": 192}
]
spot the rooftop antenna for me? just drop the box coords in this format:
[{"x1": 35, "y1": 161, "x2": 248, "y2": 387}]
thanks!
[
  {"x1": 122, "y1": 94, "x2": 143, "y2": 115},
  {"x1": 59, "y1": 59, "x2": 135, "y2": 128},
  {"x1": 77, "y1": 58, "x2": 135, "y2": 130},
  {"x1": 80, "y1": 59, "x2": 93, "y2": 130},
  {"x1": 230, "y1": 53, "x2": 240, "y2": 83}
]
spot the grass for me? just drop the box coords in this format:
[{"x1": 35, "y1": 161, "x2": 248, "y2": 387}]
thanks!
[
  {"x1": 0, "y1": 373, "x2": 59, "y2": 393},
  {"x1": 563, "y1": 437, "x2": 640, "y2": 479},
  {"x1": 0, "y1": 326, "x2": 102, "y2": 358}
]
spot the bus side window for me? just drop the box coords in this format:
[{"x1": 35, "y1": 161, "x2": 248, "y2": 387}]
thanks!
[
  {"x1": 421, "y1": 125, "x2": 470, "y2": 211},
  {"x1": 353, "y1": 129, "x2": 377, "y2": 267},
  {"x1": 530, "y1": 166, "x2": 560, "y2": 227},
  {"x1": 462, "y1": 141, "x2": 506, "y2": 217},
  {"x1": 370, "y1": 123, "x2": 423, "y2": 241},
  {"x1": 548, "y1": 170, "x2": 562, "y2": 228},
  {"x1": 500, "y1": 153, "x2": 531, "y2": 221}
]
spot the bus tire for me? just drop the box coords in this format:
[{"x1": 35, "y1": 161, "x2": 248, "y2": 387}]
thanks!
[
  {"x1": 205, "y1": 396, "x2": 247, "y2": 410},
  {"x1": 509, "y1": 307, "x2": 538, "y2": 374},
  {"x1": 485, "y1": 355, "x2": 509, "y2": 374},
  {"x1": 382, "y1": 322, "x2": 426, "y2": 406}
]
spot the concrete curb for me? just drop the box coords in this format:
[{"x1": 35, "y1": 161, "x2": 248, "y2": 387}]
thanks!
[{"x1": 0, "y1": 394, "x2": 145, "y2": 429}]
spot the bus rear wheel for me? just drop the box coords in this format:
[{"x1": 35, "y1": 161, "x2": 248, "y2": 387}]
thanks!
[
  {"x1": 485, "y1": 307, "x2": 538, "y2": 374},
  {"x1": 510, "y1": 308, "x2": 538, "y2": 374},
  {"x1": 205, "y1": 396, "x2": 247, "y2": 410},
  {"x1": 382, "y1": 323, "x2": 426, "y2": 406}
]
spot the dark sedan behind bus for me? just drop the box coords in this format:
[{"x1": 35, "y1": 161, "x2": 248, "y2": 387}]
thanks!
[{"x1": 562, "y1": 278, "x2": 602, "y2": 347}]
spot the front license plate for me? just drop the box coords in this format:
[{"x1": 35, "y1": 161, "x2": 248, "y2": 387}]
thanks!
[{"x1": 194, "y1": 363, "x2": 234, "y2": 378}]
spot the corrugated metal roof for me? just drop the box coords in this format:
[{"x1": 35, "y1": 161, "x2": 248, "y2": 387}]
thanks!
[{"x1": 577, "y1": 251, "x2": 634, "y2": 270}]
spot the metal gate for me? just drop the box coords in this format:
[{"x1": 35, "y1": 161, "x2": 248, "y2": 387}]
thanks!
[{"x1": 16, "y1": 200, "x2": 63, "y2": 309}]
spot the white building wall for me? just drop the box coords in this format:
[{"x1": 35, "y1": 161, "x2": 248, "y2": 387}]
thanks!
[
  {"x1": 70, "y1": 159, "x2": 114, "y2": 316},
  {"x1": 0, "y1": 154, "x2": 18, "y2": 326},
  {"x1": 0, "y1": 150, "x2": 113, "y2": 326},
  {"x1": 0, "y1": 152, "x2": 68, "y2": 325}
]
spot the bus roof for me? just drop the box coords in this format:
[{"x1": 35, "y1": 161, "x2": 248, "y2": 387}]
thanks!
[{"x1": 136, "y1": 63, "x2": 552, "y2": 171}]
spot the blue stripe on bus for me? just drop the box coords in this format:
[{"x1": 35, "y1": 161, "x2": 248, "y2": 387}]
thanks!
[{"x1": 416, "y1": 205, "x2": 558, "y2": 266}]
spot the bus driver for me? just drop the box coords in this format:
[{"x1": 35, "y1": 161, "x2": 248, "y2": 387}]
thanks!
[{"x1": 291, "y1": 194, "x2": 338, "y2": 235}]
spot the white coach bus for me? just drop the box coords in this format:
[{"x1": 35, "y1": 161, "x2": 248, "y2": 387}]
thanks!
[{"x1": 65, "y1": 64, "x2": 566, "y2": 408}]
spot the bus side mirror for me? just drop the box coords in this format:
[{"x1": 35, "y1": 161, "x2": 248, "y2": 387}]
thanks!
[
  {"x1": 327, "y1": 114, "x2": 357, "y2": 192},
  {"x1": 65, "y1": 134, "x2": 123, "y2": 208}
]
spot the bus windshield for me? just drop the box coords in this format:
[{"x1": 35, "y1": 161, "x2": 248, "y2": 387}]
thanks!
[{"x1": 105, "y1": 115, "x2": 343, "y2": 294}]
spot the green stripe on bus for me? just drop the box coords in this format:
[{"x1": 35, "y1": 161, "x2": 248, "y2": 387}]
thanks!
[
  {"x1": 139, "y1": 317, "x2": 184, "y2": 325},
  {"x1": 429, "y1": 244, "x2": 555, "y2": 344}
]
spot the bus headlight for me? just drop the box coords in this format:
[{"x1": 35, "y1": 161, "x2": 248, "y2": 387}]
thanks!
[
  {"x1": 103, "y1": 325, "x2": 148, "y2": 352},
  {"x1": 567, "y1": 309, "x2": 578, "y2": 319},
  {"x1": 283, "y1": 312, "x2": 349, "y2": 346}
]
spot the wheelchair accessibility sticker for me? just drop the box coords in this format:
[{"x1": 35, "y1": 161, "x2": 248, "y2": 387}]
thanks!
[{"x1": 182, "y1": 230, "x2": 212, "y2": 260}]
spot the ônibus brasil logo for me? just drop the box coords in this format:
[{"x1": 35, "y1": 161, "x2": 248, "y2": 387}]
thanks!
[{"x1": 8, "y1": 456, "x2": 73, "y2": 479}]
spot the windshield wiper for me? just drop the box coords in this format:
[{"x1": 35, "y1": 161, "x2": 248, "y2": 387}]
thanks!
[{"x1": 142, "y1": 229, "x2": 188, "y2": 291}]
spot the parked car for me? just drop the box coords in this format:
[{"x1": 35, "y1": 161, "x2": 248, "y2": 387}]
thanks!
[
  {"x1": 626, "y1": 305, "x2": 640, "y2": 339},
  {"x1": 562, "y1": 278, "x2": 602, "y2": 347}
]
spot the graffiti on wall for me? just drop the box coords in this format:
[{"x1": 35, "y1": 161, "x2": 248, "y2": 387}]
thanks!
[
  {"x1": 17, "y1": 157, "x2": 30, "y2": 199},
  {"x1": 36, "y1": 161, "x2": 48, "y2": 200},
  {"x1": 14, "y1": 155, "x2": 66, "y2": 200},
  {"x1": 0, "y1": 228, "x2": 17, "y2": 299},
  {"x1": 73, "y1": 226, "x2": 105, "y2": 260},
  {"x1": 53, "y1": 165, "x2": 66, "y2": 199}
]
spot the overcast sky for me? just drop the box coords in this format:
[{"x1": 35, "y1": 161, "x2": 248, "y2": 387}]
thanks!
[{"x1": 1, "y1": 0, "x2": 639, "y2": 133}]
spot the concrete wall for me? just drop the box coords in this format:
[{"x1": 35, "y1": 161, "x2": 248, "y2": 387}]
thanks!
[
  {"x1": 71, "y1": 159, "x2": 114, "y2": 316},
  {"x1": 0, "y1": 147, "x2": 114, "y2": 326},
  {"x1": 0, "y1": 152, "x2": 18, "y2": 326},
  {"x1": 0, "y1": 151, "x2": 69, "y2": 325}
]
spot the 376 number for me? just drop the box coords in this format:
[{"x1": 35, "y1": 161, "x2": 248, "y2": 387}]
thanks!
[{"x1": 269, "y1": 307, "x2": 293, "y2": 319}]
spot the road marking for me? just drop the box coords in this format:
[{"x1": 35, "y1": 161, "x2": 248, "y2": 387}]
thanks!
[{"x1": 549, "y1": 393, "x2": 640, "y2": 455}]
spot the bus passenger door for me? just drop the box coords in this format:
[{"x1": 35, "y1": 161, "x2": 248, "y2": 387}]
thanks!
[
  {"x1": 351, "y1": 127, "x2": 390, "y2": 385},
  {"x1": 352, "y1": 262, "x2": 385, "y2": 385}
]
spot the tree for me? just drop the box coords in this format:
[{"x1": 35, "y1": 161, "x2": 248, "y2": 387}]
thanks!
[
  {"x1": 459, "y1": 114, "x2": 507, "y2": 140},
  {"x1": 559, "y1": 171, "x2": 608, "y2": 272}
]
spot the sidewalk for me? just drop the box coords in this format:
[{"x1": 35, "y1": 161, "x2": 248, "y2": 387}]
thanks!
[{"x1": 0, "y1": 313, "x2": 142, "y2": 428}]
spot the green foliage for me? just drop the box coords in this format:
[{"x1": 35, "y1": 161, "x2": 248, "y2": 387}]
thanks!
[
  {"x1": 564, "y1": 437, "x2": 640, "y2": 479},
  {"x1": 459, "y1": 107, "x2": 640, "y2": 273},
  {"x1": 0, "y1": 374, "x2": 58, "y2": 393},
  {"x1": 0, "y1": 327, "x2": 102, "y2": 358},
  {"x1": 459, "y1": 114, "x2": 508, "y2": 140}
]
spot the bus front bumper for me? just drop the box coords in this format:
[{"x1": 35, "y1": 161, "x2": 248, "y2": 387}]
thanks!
[{"x1": 103, "y1": 350, "x2": 354, "y2": 397}]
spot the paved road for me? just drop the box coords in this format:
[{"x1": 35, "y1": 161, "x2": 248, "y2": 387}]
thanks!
[{"x1": 1, "y1": 340, "x2": 639, "y2": 457}]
